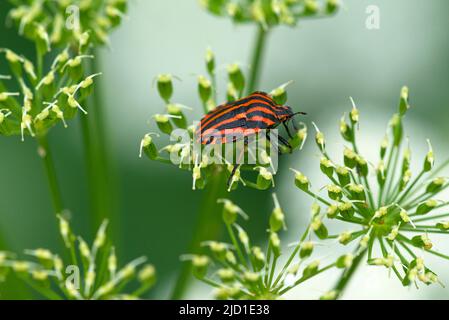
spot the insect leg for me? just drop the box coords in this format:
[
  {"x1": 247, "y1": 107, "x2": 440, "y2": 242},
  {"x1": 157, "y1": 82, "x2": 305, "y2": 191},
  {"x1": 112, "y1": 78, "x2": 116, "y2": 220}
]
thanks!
[
  {"x1": 266, "y1": 131, "x2": 285, "y2": 155},
  {"x1": 283, "y1": 121, "x2": 293, "y2": 139}
]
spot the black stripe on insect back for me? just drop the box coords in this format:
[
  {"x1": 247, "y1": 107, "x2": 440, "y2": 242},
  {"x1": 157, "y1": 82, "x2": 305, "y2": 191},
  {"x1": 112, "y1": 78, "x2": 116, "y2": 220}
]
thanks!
[
  {"x1": 213, "y1": 109, "x2": 278, "y2": 131},
  {"x1": 200, "y1": 102, "x2": 277, "y2": 133},
  {"x1": 200, "y1": 94, "x2": 277, "y2": 125}
]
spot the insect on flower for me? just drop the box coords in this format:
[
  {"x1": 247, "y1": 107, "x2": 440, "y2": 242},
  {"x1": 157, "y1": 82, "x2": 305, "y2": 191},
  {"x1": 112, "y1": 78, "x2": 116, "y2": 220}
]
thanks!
[{"x1": 196, "y1": 91, "x2": 306, "y2": 187}]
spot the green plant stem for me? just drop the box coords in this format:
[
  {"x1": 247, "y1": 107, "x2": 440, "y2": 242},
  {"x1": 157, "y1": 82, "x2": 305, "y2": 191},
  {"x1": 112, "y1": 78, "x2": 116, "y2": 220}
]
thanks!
[
  {"x1": 80, "y1": 51, "x2": 120, "y2": 240},
  {"x1": 170, "y1": 167, "x2": 228, "y2": 299},
  {"x1": 332, "y1": 247, "x2": 367, "y2": 299},
  {"x1": 37, "y1": 135, "x2": 64, "y2": 215},
  {"x1": 247, "y1": 26, "x2": 268, "y2": 94}
]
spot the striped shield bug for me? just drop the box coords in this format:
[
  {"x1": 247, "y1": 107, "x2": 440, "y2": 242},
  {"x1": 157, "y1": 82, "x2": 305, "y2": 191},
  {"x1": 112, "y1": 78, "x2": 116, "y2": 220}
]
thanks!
[{"x1": 196, "y1": 91, "x2": 306, "y2": 187}]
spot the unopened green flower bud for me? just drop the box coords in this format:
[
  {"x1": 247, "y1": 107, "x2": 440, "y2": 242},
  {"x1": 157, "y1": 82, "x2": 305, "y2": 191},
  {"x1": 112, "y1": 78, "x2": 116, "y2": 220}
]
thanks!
[
  {"x1": 153, "y1": 114, "x2": 173, "y2": 135},
  {"x1": 336, "y1": 166, "x2": 350, "y2": 186},
  {"x1": 311, "y1": 202, "x2": 321, "y2": 217},
  {"x1": 374, "y1": 206, "x2": 388, "y2": 219},
  {"x1": 348, "y1": 184, "x2": 366, "y2": 201},
  {"x1": 416, "y1": 199, "x2": 438, "y2": 215},
  {"x1": 270, "y1": 206, "x2": 285, "y2": 232},
  {"x1": 412, "y1": 234, "x2": 432, "y2": 250},
  {"x1": 198, "y1": 75, "x2": 212, "y2": 104},
  {"x1": 138, "y1": 264, "x2": 156, "y2": 286},
  {"x1": 300, "y1": 241, "x2": 314, "y2": 259},
  {"x1": 217, "y1": 268, "x2": 235, "y2": 283},
  {"x1": 139, "y1": 134, "x2": 158, "y2": 160},
  {"x1": 340, "y1": 115, "x2": 352, "y2": 141},
  {"x1": 400, "y1": 169, "x2": 412, "y2": 191},
  {"x1": 252, "y1": 246, "x2": 265, "y2": 270},
  {"x1": 338, "y1": 202, "x2": 355, "y2": 219},
  {"x1": 270, "y1": 81, "x2": 293, "y2": 105},
  {"x1": 303, "y1": 260, "x2": 320, "y2": 278},
  {"x1": 304, "y1": 0, "x2": 319, "y2": 15},
  {"x1": 222, "y1": 200, "x2": 239, "y2": 225},
  {"x1": 424, "y1": 140, "x2": 434, "y2": 172},
  {"x1": 399, "y1": 86, "x2": 410, "y2": 116},
  {"x1": 320, "y1": 157, "x2": 334, "y2": 178},
  {"x1": 157, "y1": 74, "x2": 173, "y2": 103},
  {"x1": 314, "y1": 127, "x2": 325, "y2": 151},
  {"x1": 12, "y1": 261, "x2": 29, "y2": 273},
  {"x1": 338, "y1": 231, "x2": 352, "y2": 245},
  {"x1": 311, "y1": 217, "x2": 328, "y2": 239},
  {"x1": 205, "y1": 48, "x2": 215, "y2": 75},
  {"x1": 326, "y1": 0, "x2": 339, "y2": 14},
  {"x1": 343, "y1": 147, "x2": 357, "y2": 168},
  {"x1": 327, "y1": 184, "x2": 342, "y2": 201},
  {"x1": 292, "y1": 169, "x2": 309, "y2": 191},
  {"x1": 400, "y1": 210, "x2": 411, "y2": 223},
  {"x1": 436, "y1": 221, "x2": 449, "y2": 231},
  {"x1": 256, "y1": 167, "x2": 274, "y2": 190},
  {"x1": 225, "y1": 251, "x2": 237, "y2": 265},
  {"x1": 336, "y1": 254, "x2": 354, "y2": 269},
  {"x1": 289, "y1": 126, "x2": 307, "y2": 150},
  {"x1": 356, "y1": 156, "x2": 368, "y2": 177},
  {"x1": 327, "y1": 204, "x2": 339, "y2": 219},
  {"x1": 349, "y1": 98, "x2": 359, "y2": 124},
  {"x1": 426, "y1": 177, "x2": 446, "y2": 194},
  {"x1": 387, "y1": 225, "x2": 399, "y2": 241},
  {"x1": 377, "y1": 161, "x2": 386, "y2": 187},
  {"x1": 270, "y1": 232, "x2": 281, "y2": 257},
  {"x1": 244, "y1": 271, "x2": 260, "y2": 284},
  {"x1": 227, "y1": 64, "x2": 245, "y2": 94},
  {"x1": 380, "y1": 135, "x2": 388, "y2": 159},
  {"x1": 32, "y1": 270, "x2": 49, "y2": 282},
  {"x1": 167, "y1": 104, "x2": 187, "y2": 129},
  {"x1": 360, "y1": 233, "x2": 370, "y2": 248},
  {"x1": 192, "y1": 255, "x2": 209, "y2": 278}
]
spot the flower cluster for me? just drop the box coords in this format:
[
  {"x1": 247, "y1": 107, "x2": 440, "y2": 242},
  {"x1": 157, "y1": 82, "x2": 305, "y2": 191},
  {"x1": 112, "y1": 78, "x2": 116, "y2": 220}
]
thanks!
[
  {"x1": 8, "y1": 0, "x2": 128, "y2": 48},
  {"x1": 292, "y1": 87, "x2": 449, "y2": 296},
  {"x1": 0, "y1": 45, "x2": 100, "y2": 140},
  {"x1": 183, "y1": 195, "x2": 349, "y2": 300},
  {"x1": 199, "y1": 0, "x2": 339, "y2": 28},
  {"x1": 0, "y1": 217, "x2": 156, "y2": 300},
  {"x1": 139, "y1": 49, "x2": 307, "y2": 191}
]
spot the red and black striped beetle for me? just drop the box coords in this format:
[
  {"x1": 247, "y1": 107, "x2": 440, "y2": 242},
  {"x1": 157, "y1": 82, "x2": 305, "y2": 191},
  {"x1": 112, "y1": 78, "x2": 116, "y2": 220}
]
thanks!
[{"x1": 196, "y1": 91, "x2": 305, "y2": 187}]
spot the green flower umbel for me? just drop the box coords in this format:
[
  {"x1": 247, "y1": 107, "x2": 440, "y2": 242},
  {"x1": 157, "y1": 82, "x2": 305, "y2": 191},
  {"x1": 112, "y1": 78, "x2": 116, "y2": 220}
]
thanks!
[
  {"x1": 8, "y1": 0, "x2": 128, "y2": 47},
  {"x1": 140, "y1": 49, "x2": 307, "y2": 191},
  {"x1": 0, "y1": 217, "x2": 156, "y2": 300},
  {"x1": 0, "y1": 46, "x2": 99, "y2": 140},
  {"x1": 199, "y1": 0, "x2": 339, "y2": 28},
  {"x1": 182, "y1": 195, "x2": 340, "y2": 300},
  {"x1": 293, "y1": 87, "x2": 449, "y2": 298}
]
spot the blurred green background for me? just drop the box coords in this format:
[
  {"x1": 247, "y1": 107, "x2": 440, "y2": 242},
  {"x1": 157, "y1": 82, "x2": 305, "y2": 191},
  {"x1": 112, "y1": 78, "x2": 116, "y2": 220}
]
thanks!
[{"x1": 1, "y1": 0, "x2": 449, "y2": 299}]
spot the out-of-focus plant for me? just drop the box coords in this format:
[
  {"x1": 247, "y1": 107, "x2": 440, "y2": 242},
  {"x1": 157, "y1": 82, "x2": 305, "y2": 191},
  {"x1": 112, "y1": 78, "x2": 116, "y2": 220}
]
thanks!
[
  {"x1": 8, "y1": 0, "x2": 127, "y2": 46},
  {"x1": 0, "y1": 216, "x2": 156, "y2": 300},
  {"x1": 292, "y1": 87, "x2": 449, "y2": 299},
  {"x1": 4, "y1": 0, "x2": 129, "y2": 235},
  {"x1": 199, "y1": 0, "x2": 339, "y2": 92},
  {"x1": 0, "y1": 40, "x2": 99, "y2": 219},
  {"x1": 140, "y1": 49, "x2": 306, "y2": 299},
  {"x1": 184, "y1": 195, "x2": 344, "y2": 299}
]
